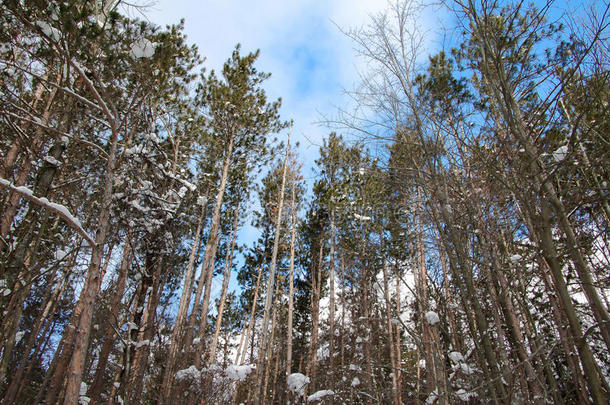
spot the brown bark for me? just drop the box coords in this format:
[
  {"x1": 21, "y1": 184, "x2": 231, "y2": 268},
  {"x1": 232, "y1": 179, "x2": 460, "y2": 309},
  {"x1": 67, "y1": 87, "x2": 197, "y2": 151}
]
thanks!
[
  {"x1": 129, "y1": 257, "x2": 166, "y2": 404},
  {"x1": 2, "y1": 267, "x2": 67, "y2": 404},
  {"x1": 381, "y1": 257, "x2": 400, "y2": 405},
  {"x1": 208, "y1": 206, "x2": 239, "y2": 363},
  {"x1": 237, "y1": 261, "x2": 264, "y2": 366},
  {"x1": 285, "y1": 179, "x2": 297, "y2": 379},
  {"x1": 0, "y1": 83, "x2": 58, "y2": 239},
  {"x1": 88, "y1": 232, "x2": 133, "y2": 403},
  {"x1": 161, "y1": 196, "x2": 208, "y2": 403},
  {"x1": 191, "y1": 132, "x2": 235, "y2": 367},
  {"x1": 254, "y1": 128, "x2": 290, "y2": 404},
  {"x1": 431, "y1": 198, "x2": 508, "y2": 404},
  {"x1": 62, "y1": 112, "x2": 122, "y2": 405},
  {"x1": 261, "y1": 265, "x2": 283, "y2": 403},
  {"x1": 305, "y1": 242, "x2": 323, "y2": 394}
]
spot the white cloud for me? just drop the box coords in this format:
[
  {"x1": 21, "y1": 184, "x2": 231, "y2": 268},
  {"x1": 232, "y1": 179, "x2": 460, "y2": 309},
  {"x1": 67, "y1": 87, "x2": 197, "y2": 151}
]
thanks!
[{"x1": 144, "y1": 0, "x2": 390, "y2": 157}]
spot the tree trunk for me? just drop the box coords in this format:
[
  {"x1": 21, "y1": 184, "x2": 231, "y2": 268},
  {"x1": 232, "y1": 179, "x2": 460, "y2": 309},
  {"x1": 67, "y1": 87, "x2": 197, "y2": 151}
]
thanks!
[
  {"x1": 328, "y1": 211, "x2": 336, "y2": 388},
  {"x1": 254, "y1": 128, "x2": 290, "y2": 403},
  {"x1": 305, "y1": 242, "x2": 323, "y2": 395},
  {"x1": 191, "y1": 132, "x2": 235, "y2": 367},
  {"x1": 286, "y1": 175, "x2": 297, "y2": 380},
  {"x1": 62, "y1": 90, "x2": 122, "y2": 403},
  {"x1": 161, "y1": 195, "x2": 208, "y2": 403},
  {"x1": 208, "y1": 206, "x2": 239, "y2": 363},
  {"x1": 381, "y1": 257, "x2": 400, "y2": 405},
  {"x1": 88, "y1": 232, "x2": 133, "y2": 403},
  {"x1": 237, "y1": 261, "x2": 264, "y2": 365}
]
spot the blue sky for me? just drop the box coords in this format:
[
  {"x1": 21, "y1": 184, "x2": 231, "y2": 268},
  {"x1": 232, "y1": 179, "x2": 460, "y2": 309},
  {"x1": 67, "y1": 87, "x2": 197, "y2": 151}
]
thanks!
[{"x1": 144, "y1": 0, "x2": 389, "y2": 164}]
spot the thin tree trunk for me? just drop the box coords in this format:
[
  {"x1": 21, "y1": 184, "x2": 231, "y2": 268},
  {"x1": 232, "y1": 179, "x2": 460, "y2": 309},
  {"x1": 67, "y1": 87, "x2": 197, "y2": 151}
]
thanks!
[
  {"x1": 208, "y1": 206, "x2": 239, "y2": 363},
  {"x1": 62, "y1": 90, "x2": 122, "y2": 403},
  {"x1": 381, "y1": 257, "x2": 400, "y2": 405},
  {"x1": 254, "y1": 126, "x2": 291, "y2": 404},
  {"x1": 88, "y1": 232, "x2": 133, "y2": 403},
  {"x1": 286, "y1": 177, "x2": 297, "y2": 380},
  {"x1": 44, "y1": 241, "x2": 115, "y2": 405},
  {"x1": 431, "y1": 198, "x2": 508, "y2": 404},
  {"x1": 393, "y1": 261, "x2": 402, "y2": 405},
  {"x1": 161, "y1": 195, "x2": 208, "y2": 403},
  {"x1": 237, "y1": 261, "x2": 265, "y2": 366},
  {"x1": 0, "y1": 78, "x2": 57, "y2": 239},
  {"x1": 129, "y1": 259, "x2": 166, "y2": 404},
  {"x1": 306, "y1": 242, "x2": 323, "y2": 395},
  {"x1": 191, "y1": 133, "x2": 235, "y2": 367},
  {"x1": 2, "y1": 266, "x2": 67, "y2": 404},
  {"x1": 328, "y1": 211, "x2": 336, "y2": 388},
  {"x1": 261, "y1": 266, "x2": 283, "y2": 403}
]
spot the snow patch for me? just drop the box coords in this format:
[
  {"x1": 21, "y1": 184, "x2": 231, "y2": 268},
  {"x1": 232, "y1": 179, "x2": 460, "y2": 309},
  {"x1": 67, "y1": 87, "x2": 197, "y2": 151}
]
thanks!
[
  {"x1": 552, "y1": 145, "x2": 568, "y2": 162},
  {"x1": 130, "y1": 38, "x2": 157, "y2": 58},
  {"x1": 35, "y1": 21, "x2": 61, "y2": 41},
  {"x1": 225, "y1": 364, "x2": 255, "y2": 381},
  {"x1": 449, "y1": 351, "x2": 464, "y2": 363},
  {"x1": 287, "y1": 373, "x2": 310, "y2": 397},
  {"x1": 509, "y1": 254, "x2": 522, "y2": 264},
  {"x1": 425, "y1": 311, "x2": 440, "y2": 325},
  {"x1": 354, "y1": 213, "x2": 371, "y2": 221},
  {"x1": 307, "y1": 390, "x2": 334, "y2": 403},
  {"x1": 175, "y1": 365, "x2": 201, "y2": 382},
  {"x1": 455, "y1": 388, "x2": 478, "y2": 401},
  {"x1": 14, "y1": 331, "x2": 25, "y2": 344}
]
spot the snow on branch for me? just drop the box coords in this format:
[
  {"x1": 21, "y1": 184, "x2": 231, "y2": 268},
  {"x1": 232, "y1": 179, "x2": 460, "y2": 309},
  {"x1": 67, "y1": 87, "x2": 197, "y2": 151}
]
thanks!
[{"x1": 0, "y1": 178, "x2": 95, "y2": 246}]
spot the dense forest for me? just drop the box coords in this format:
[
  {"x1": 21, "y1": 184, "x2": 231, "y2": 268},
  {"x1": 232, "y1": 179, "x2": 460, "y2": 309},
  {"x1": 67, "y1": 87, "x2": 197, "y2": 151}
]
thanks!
[{"x1": 0, "y1": 0, "x2": 609, "y2": 404}]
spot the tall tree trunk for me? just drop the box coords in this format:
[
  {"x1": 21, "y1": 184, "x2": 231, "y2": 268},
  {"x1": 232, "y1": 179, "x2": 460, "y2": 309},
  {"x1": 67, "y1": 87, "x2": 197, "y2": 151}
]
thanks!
[
  {"x1": 254, "y1": 127, "x2": 290, "y2": 404},
  {"x1": 88, "y1": 232, "x2": 133, "y2": 403},
  {"x1": 161, "y1": 195, "x2": 208, "y2": 403},
  {"x1": 44, "y1": 241, "x2": 115, "y2": 405},
  {"x1": 466, "y1": 0, "x2": 610, "y2": 355},
  {"x1": 237, "y1": 261, "x2": 264, "y2": 366},
  {"x1": 208, "y1": 206, "x2": 239, "y2": 363},
  {"x1": 381, "y1": 257, "x2": 400, "y2": 405},
  {"x1": 0, "y1": 77, "x2": 58, "y2": 239},
  {"x1": 286, "y1": 176, "x2": 297, "y2": 380},
  {"x1": 129, "y1": 258, "x2": 166, "y2": 404},
  {"x1": 306, "y1": 243, "x2": 323, "y2": 395},
  {"x1": 2, "y1": 265, "x2": 67, "y2": 404},
  {"x1": 261, "y1": 266, "x2": 283, "y2": 403},
  {"x1": 431, "y1": 197, "x2": 508, "y2": 404},
  {"x1": 328, "y1": 211, "x2": 336, "y2": 388},
  {"x1": 191, "y1": 133, "x2": 235, "y2": 367},
  {"x1": 62, "y1": 90, "x2": 122, "y2": 403}
]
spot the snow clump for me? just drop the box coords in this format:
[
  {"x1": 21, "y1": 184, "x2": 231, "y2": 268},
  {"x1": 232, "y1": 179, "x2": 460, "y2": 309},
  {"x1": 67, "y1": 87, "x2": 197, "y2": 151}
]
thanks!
[
  {"x1": 287, "y1": 373, "x2": 310, "y2": 397},
  {"x1": 553, "y1": 145, "x2": 568, "y2": 162},
  {"x1": 225, "y1": 364, "x2": 255, "y2": 382},
  {"x1": 130, "y1": 38, "x2": 157, "y2": 58},
  {"x1": 425, "y1": 311, "x2": 440, "y2": 325},
  {"x1": 307, "y1": 389, "x2": 334, "y2": 403},
  {"x1": 449, "y1": 351, "x2": 464, "y2": 363},
  {"x1": 175, "y1": 365, "x2": 201, "y2": 382}
]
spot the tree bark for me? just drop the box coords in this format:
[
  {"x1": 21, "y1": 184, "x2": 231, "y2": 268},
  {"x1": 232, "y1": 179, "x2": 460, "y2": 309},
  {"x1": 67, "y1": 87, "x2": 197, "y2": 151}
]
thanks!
[
  {"x1": 208, "y1": 206, "x2": 239, "y2": 363},
  {"x1": 191, "y1": 132, "x2": 235, "y2": 367},
  {"x1": 88, "y1": 232, "x2": 133, "y2": 403},
  {"x1": 161, "y1": 195, "x2": 208, "y2": 403},
  {"x1": 285, "y1": 174, "x2": 297, "y2": 380}
]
